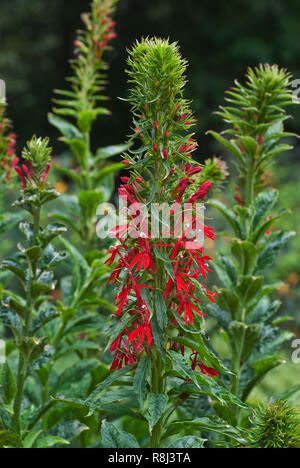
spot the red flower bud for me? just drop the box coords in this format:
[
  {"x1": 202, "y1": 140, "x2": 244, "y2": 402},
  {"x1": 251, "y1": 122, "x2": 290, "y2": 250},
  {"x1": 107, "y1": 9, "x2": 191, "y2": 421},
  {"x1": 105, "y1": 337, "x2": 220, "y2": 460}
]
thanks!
[
  {"x1": 162, "y1": 149, "x2": 168, "y2": 160},
  {"x1": 14, "y1": 166, "x2": 27, "y2": 188},
  {"x1": 42, "y1": 163, "x2": 51, "y2": 182}
]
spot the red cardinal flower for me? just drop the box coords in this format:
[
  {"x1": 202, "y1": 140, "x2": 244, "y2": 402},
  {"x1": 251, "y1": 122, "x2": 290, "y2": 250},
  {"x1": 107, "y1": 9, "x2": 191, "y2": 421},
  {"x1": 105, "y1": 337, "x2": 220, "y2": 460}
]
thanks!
[
  {"x1": 190, "y1": 352, "x2": 219, "y2": 377},
  {"x1": 128, "y1": 238, "x2": 157, "y2": 273},
  {"x1": 127, "y1": 305, "x2": 152, "y2": 349}
]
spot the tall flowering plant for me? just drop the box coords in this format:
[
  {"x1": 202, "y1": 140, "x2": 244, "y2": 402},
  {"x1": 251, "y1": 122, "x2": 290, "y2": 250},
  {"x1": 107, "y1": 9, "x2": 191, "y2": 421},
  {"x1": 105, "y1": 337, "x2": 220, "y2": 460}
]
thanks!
[
  {"x1": 14, "y1": 0, "x2": 128, "y2": 446},
  {"x1": 0, "y1": 136, "x2": 70, "y2": 447},
  {"x1": 46, "y1": 0, "x2": 127, "y2": 363},
  {"x1": 49, "y1": 0, "x2": 127, "y2": 250},
  {"x1": 70, "y1": 38, "x2": 247, "y2": 449},
  {"x1": 207, "y1": 65, "x2": 298, "y2": 428}
]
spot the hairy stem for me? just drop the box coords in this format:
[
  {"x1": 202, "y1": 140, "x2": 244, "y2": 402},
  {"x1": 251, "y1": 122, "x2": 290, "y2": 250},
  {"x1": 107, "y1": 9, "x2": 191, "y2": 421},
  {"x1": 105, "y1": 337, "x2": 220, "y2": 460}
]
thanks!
[{"x1": 12, "y1": 202, "x2": 41, "y2": 434}]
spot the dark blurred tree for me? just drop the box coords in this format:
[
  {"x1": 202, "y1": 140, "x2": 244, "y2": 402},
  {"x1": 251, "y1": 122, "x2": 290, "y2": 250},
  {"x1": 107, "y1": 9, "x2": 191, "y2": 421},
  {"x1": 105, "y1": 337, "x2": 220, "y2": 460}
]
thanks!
[{"x1": 1, "y1": 0, "x2": 300, "y2": 156}]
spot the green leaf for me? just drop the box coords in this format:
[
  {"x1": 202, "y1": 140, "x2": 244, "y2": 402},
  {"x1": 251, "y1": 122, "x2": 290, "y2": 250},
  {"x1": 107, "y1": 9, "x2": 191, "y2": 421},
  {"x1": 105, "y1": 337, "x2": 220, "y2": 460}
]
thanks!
[
  {"x1": 94, "y1": 163, "x2": 124, "y2": 184},
  {"x1": 25, "y1": 246, "x2": 42, "y2": 264},
  {"x1": 55, "y1": 340, "x2": 99, "y2": 359},
  {"x1": 217, "y1": 289, "x2": 240, "y2": 320},
  {"x1": 39, "y1": 223, "x2": 67, "y2": 247},
  {"x1": 238, "y1": 275, "x2": 264, "y2": 304},
  {"x1": 0, "y1": 259, "x2": 25, "y2": 283},
  {"x1": 18, "y1": 336, "x2": 48, "y2": 362},
  {"x1": 239, "y1": 135, "x2": 258, "y2": 156},
  {"x1": 214, "y1": 255, "x2": 238, "y2": 289},
  {"x1": 64, "y1": 313, "x2": 106, "y2": 336},
  {"x1": 30, "y1": 304, "x2": 59, "y2": 334},
  {"x1": 61, "y1": 137, "x2": 86, "y2": 166},
  {"x1": 0, "y1": 212, "x2": 26, "y2": 239},
  {"x1": 49, "y1": 420, "x2": 88, "y2": 443},
  {"x1": 246, "y1": 297, "x2": 281, "y2": 324},
  {"x1": 0, "y1": 430, "x2": 20, "y2": 448},
  {"x1": 273, "y1": 384, "x2": 300, "y2": 403},
  {"x1": 0, "y1": 306, "x2": 22, "y2": 334},
  {"x1": 251, "y1": 189, "x2": 278, "y2": 231},
  {"x1": 0, "y1": 363, "x2": 17, "y2": 404},
  {"x1": 42, "y1": 244, "x2": 67, "y2": 269},
  {"x1": 257, "y1": 231, "x2": 296, "y2": 271},
  {"x1": 229, "y1": 321, "x2": 262, "y2": 360},
  {"x1": 78, "y1": 110, "x2": 97, "y2": 132},
  {"x1": 168, "y1": 350, "x2": 199, "y2": 388},
  {"x1": 101, "y1": 421, "x2": 140, "y2": 448},
  {"x1": 52, "y1": 164, "x2": 82, "y2": 186},
  {"x1": 250, "y1": 210, "x2": 289, "y2": 244},
  {"x1": 206, "y1": 303, "x2": 230, "y2": 330},
  {"x1": 170, "y1": 307, "x2": 202, "y2": 334},
  {"x1": 209, "y1": 199, "x2": 243, "y2": 238},
  {"x1": 38, "y1": 188, "x2": 59, "y2": 207},
  {"x1": 147, "y1": 393, "x2": 168, "y2": 432},
  {"x1": 95, "y1": 143, "x2": 130, "y2": 161},
  {"x1": 22, "y1": 430, "x2": 43, "y2": 449},
  {"x1": 170, "y1": 333, "x2": 228, "y2": 375},
  {"x1": 94, "y1": 403, "x2": 145, "y2": 422},
  {"x1": 78, "y1": 108, "x2": 110, "y2": 133},
  {"x1": 260, "y1": 143, "x2": 293, "y2": 162},
  {"x1": 207, "y1": 131, "x2": 245, "y2": 164},
  {"x1": 133, "y1": 356, "x2": 150, "y2": 407},
  {"x1": 151, "y1": 315, "x2": 166, "y2": 359},
  {"x1": 232, "y1": 239, "x2": 257, "y2": 275},
  {"x1": 209, "y1": 380, "x2": 247, "y2": 409},
  {"x1": 164, "y1": 417, "x2": 247, "y2": 444},
  {"x1": 242, "y1": 357, "x2": 284, "y2": 401},
  {"x1": 248, "y1": 324, "x2": 293, "y2": 364},
  {"x1": 60, "y1": 237, "x2": 91, "y2": 302},
  {"x1": 78, "y1": 190, "x2": 103, "y2": 219},
  {"x1": 168, "y1": 436, "x2": 206, "y2": 448},
  {"x1": 86, "y1": 365, "x2": 135, "y2": 405},
  {"x1": 34, "y1": 435, "x2": 70, "y2": 448},
  {"x1": 48, "y1": 113, "x2": 83, "y2": 140},
  {"x1": 53, "y1": 359, "x2": 99, "y2": 395}
]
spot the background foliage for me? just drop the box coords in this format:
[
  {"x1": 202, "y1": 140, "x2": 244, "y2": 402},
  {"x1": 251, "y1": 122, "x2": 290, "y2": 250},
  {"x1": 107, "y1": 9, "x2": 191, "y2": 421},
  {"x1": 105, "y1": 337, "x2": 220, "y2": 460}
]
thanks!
[{"x1": 0, "y1": 0, "x2": 299, "y2": 405}]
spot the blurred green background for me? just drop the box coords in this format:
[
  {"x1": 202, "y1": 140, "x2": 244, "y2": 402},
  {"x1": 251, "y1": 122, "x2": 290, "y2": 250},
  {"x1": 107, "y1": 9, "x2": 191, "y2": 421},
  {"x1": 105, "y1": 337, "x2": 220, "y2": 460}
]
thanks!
[{"x1": 0, "y1": 0, "x2": 299, "y2": 400}]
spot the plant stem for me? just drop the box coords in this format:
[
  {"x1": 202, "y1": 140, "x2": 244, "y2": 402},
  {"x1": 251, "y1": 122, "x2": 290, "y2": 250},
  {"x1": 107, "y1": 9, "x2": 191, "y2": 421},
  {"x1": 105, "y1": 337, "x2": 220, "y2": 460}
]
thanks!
[
  {"x1": 12, "y1": 201, "x2": 41, "y2": 434},
  {"x1": 150, "y1": 350, "x2": 164, "y2": 448},
  {"x1": 150, "y1": 254, "x2": 165, "y2": 448},
  {"x1": 83, "y1": 131, "x2": 92, "y2": 191},
  {"x1": 12, "y1": 354, "x2": 28, "y2": 434},
  {"x1": 245, "y1": 159, "x2": 255, "y2": 206}
]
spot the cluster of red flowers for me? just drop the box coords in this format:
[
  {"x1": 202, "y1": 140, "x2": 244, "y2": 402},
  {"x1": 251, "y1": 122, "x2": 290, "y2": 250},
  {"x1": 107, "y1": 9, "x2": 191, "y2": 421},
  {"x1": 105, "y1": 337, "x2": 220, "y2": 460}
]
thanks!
[
  {"x1": 106, "y1": 161, "x2": 218, "y2": 376},
  {"x1": 0, "y1": 105, "x2": 17, "y2": 181},
  {"x1": 14, "y1": 160, "x2": 51, "y2": 189}
]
